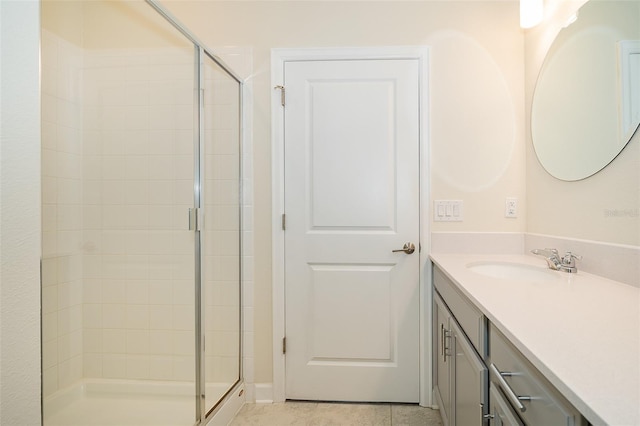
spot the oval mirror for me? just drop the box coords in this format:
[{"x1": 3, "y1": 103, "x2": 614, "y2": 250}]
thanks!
[{"x1": 532, "y1": 0, "x2": 640, "y2": 181}]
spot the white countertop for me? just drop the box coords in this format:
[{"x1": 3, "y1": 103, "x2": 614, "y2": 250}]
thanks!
[{"x1": 430, "y1": 253, "x2": 640, "y2": 426}]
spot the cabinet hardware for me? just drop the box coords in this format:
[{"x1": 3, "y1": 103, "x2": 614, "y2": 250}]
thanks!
[
  {"x1": 441, "y1": 323, "x2": 451, "y2": 363},
  {"x1": 490, "y1": 363, "x2": 530, "y2": 413},
  {"x1": 440, "y1": 323, "x2": 444, "y2": 360},
  {"x1": 480, "y1": 403, "x2": 491, "y2": 423}
]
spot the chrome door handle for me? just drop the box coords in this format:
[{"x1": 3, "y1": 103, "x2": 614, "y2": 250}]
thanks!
[{"x1": 392, "y1": 242, "x2": 415, "y2": 254}]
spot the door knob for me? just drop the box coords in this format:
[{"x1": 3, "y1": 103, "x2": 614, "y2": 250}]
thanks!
[{"x1": 392, "y1": 242, "x2": 415, "y2": 254}]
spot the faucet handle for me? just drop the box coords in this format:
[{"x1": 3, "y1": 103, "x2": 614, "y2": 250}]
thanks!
[
  {"x1": 562, "y1": 252, "x2": 582, "y2": 266},
  {"x1": 531, "y1": 248, "x2": 559, "y2": 258}
]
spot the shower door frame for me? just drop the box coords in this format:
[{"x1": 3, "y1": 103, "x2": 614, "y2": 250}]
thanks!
[{"x1": 124, "y1": 1, "x2": 245, "y2": 424}]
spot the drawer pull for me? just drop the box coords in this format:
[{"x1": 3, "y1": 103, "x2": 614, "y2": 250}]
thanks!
[
  {"x1": 440, "y1": 324, "x2": 445, "y2": 361},
  {"x1": 441, "y1": 324, "x2": 451, "y2": 363},
  {"x1": 490, "y1": 363, "x2": 530, "y2": 413}
]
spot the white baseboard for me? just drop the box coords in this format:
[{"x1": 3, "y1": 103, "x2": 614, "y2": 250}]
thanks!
[
  {"x1": 243, "y1": 383, "x2": 255, "y2": 402},
  {"x1": 254, "y1": 383, "x2": 274, "y2": 403}
]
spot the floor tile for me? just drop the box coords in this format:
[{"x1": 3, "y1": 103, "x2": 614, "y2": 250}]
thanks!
[
  {"x1": 307, "y1": 402, "x2": 391, "y2": 426},
  {"x1": 391, "y1": 405, "x2": 443, "y2": 426},
  {"x1": 229, "y1": 402, "x2": 442, "y2": 426}
]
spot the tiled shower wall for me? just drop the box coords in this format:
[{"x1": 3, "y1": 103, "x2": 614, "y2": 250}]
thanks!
[
  {"x1": 80, "y1": 46, "x2": 198, "y2": 383},
  {"x1": 41, "y1": 30, "x2": 85, "y2": 397},
  {"x1": 41, "y1": 29, "x2": 251, "y2": 397}
]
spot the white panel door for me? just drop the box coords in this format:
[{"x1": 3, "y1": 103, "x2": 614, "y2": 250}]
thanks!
[{"x1": 284, "y1": 59, "x2": 420, "y2": 402}]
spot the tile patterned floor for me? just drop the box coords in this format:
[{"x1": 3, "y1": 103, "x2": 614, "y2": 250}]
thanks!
[{"x1": 229, "y1": 401, "x2": 443, "y2": 426}]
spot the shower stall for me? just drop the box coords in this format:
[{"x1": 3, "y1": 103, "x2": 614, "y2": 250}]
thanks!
[{"x1": 40, "y1": 1, "x2": 244, "y2": 424}]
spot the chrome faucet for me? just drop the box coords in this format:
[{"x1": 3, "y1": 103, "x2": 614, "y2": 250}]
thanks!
[{"x1": 531, "y1": 248, "x2": 582, "y2": 273}]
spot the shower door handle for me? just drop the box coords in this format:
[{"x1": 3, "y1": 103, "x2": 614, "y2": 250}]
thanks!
[
  {"x1": 189, "y1": 208, "x2": 203, "y2": 231},
  {"x1": 392, "y1": 242, "x2": 415, "y2": 254}
]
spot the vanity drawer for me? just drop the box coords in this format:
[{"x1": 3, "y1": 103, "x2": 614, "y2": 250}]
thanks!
[
  {"x1": 489, "y1": 324, "x2": 586, "y2": 426},
  {"x1": 489, "y1": 382, "x2": 524, "y2": 426},
  {"x1": 434, "y1": 266, "x2": 486, "y2": 356}
]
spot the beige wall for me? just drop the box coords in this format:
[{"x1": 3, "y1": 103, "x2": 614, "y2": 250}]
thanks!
[
  {"x1": 162, "y1": 0, "x2": 526, "y2": 384},
  {"x1": 525, "y1": 0, "x2": 640, "y2": 246},
  {"x1": 42, "y1": 0, "x2": 191, "y2": 49},
  {"x1": 41, "y1": 0, "x2": 83, "y2": 45}
]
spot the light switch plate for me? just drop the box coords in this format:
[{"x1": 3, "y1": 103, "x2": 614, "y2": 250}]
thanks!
[{"x1": 434, "y1": 200, "x2": 463, "y2": 222}]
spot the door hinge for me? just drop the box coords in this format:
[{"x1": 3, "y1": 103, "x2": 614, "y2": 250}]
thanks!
[
  {"x1": 282, "y1": 213, "x2": 286, "y2": 231},
  {"x1": 275, "y1": 85, "x2": 285, "y2": 106},
  {"x1": 282, "y1": 337, "x2": 287, "y2": 354},
  {"x1": 189, "y1": 207, "x2": 203, "y2": 231}
]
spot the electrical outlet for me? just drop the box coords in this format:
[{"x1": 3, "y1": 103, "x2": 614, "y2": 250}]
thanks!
[{"x1": 505, "y1": 197, "x2": 517, "y2": 218}]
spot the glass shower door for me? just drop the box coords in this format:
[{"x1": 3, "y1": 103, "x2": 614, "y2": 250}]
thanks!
[
  {"x1": 42, "y1": 1, "x2": 244, "y2": 424},
  {"x1": 202, "y1": 52, "x2": 243, "y2": 415},
  {"x1": 41, "y1": 1, "x2": 199, "y2": 424}
]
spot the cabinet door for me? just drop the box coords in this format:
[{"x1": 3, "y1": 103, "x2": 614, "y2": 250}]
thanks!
[
  {"x1": 489, "y1": 383, "x2": 524, "y2": 426},
  {"x1": 451, "y1": 319, "x2": 487, "y2": 426},
  {"x1": 434, "y1": 294, "x2": 453, "y2": 426}
]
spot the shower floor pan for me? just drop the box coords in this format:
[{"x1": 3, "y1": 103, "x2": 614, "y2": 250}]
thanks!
[{"x1": 44, "y1": 379, "x2": 229, "y2": 426}]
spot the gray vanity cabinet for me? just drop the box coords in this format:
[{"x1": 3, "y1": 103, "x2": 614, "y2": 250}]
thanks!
[
  {"x1": 433, "y1": 263, "x2": 588, "y2": 426},
  {"x1": 451, "y1": 319, "x2": 488, "y2": 426},
  {"x1": 434, "y1": 293, "x2": 453, "y2": 426},
  {"x1": 433, "y1": 267, "x2": 488, "y2": 426}
]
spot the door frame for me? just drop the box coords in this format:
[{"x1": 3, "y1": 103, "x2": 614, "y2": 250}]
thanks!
[{"x1": 271, "y1": 46, "x2": 433, "y2": 407}]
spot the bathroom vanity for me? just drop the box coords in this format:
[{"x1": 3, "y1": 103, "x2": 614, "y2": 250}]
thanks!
[
  {"x1": 431, "y1": 254, "x2": 640, "y2": 426},
  {"x1": 433, "y1": 267, "x2": 488, "y2": 425}
]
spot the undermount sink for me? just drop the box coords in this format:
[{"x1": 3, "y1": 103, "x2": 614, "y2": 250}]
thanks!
[{"x1": 466, "y1": 261, "x2": 559, "y2": 282}]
